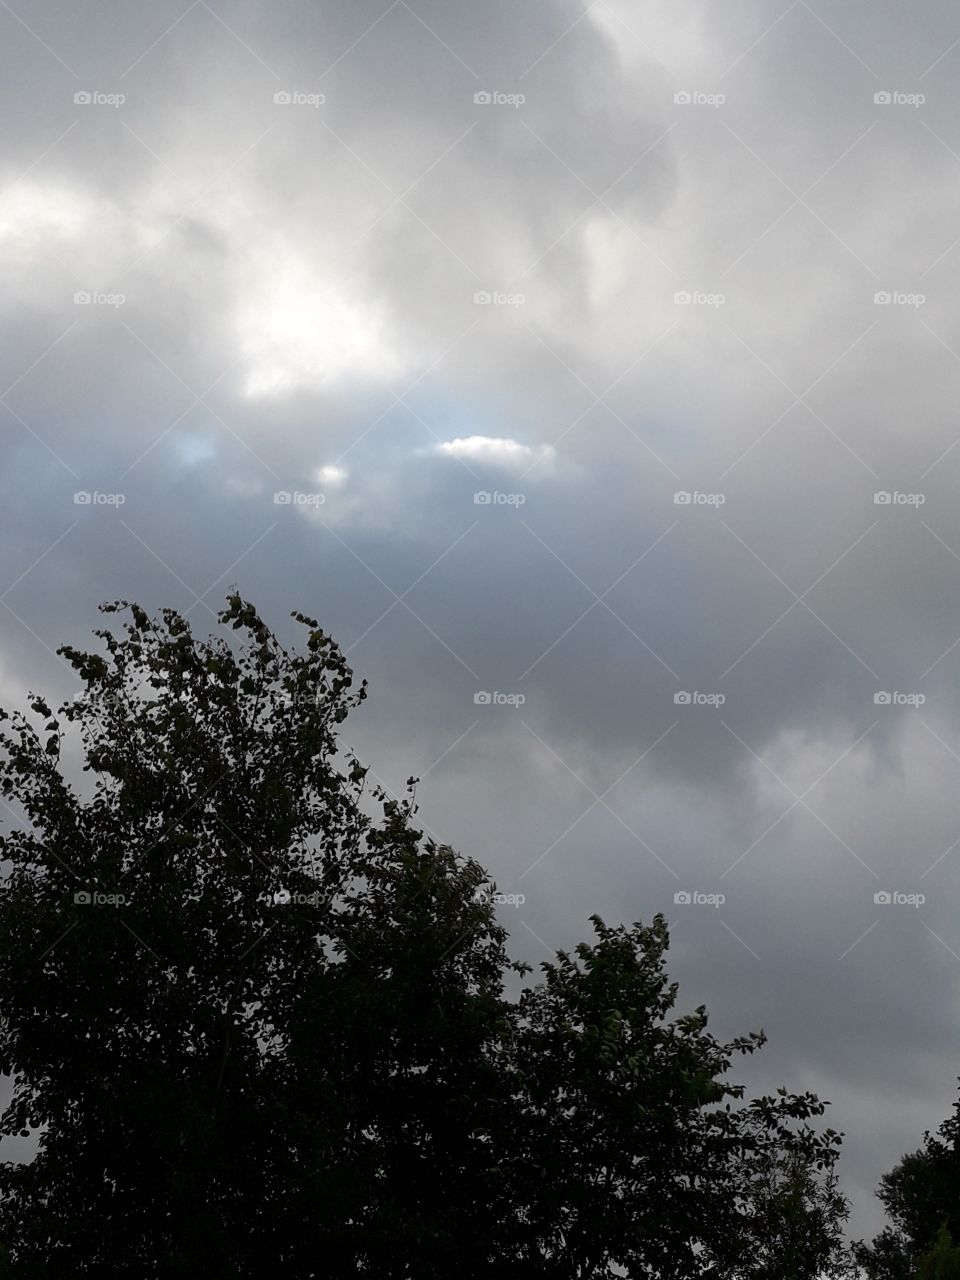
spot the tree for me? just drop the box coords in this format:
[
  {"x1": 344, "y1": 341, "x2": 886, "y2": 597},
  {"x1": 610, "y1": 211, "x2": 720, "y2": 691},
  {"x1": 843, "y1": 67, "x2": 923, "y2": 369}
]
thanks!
[
  {"x1": 502, "y1": 915, "x2": 849, "y2": 1278},
  {"x1": 854, "y1": 1090, "x2": 960, "y2": 1280},
  {"x1": 916, "y1": 1227, "x2": 960, "y2": 1280},
  {"x1": 0, "y1": 595, "x2": 849, "y2": 1277}
]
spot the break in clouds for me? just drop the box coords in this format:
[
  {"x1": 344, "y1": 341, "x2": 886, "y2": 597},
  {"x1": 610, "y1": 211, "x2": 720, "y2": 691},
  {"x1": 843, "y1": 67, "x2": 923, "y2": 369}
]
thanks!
[{"x1": 4, "y1": 0, "x2": 960, "y2": 1238}]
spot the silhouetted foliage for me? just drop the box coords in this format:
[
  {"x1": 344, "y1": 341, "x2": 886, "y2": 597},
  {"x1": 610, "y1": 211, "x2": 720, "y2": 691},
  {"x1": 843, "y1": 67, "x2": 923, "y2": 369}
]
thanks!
[
  {"x1": 0, "y1": 596, "x2": 849, "y2": 1277},
  {"x1": 854, "y1": 1089, "x2": 960, "y2": 1280},
  {"x1": 916, "y1": 1226, "x2": 960, "y2": 1279}
]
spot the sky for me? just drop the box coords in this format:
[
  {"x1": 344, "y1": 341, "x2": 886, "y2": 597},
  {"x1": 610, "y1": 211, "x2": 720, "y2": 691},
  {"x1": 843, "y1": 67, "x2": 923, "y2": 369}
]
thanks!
[{"x1": 2, "y1": 0, "x2": 960, "y2": 1245}]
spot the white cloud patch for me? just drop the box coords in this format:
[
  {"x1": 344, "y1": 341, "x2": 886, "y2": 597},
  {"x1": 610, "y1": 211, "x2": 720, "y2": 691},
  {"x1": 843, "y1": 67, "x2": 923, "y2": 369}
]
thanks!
[
  {"x1": 234, "y1": 248, "x2": 406, "y2": 398},
  {"x1": 435, "y1": 435, "x2": 556, "y2": 471},
  {"x1": 314, "y1": 465, "x2": 347, "y2": 488}
]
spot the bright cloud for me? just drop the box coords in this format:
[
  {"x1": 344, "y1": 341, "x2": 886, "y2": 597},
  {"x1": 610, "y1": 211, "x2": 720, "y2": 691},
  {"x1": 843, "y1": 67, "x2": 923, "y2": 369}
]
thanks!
[
  {"x1": 435, "y1": 435, "x2": 556, "y2": 470},
  {"x1": 234, "y1": 248, "x2": 406, "y2": 398}
]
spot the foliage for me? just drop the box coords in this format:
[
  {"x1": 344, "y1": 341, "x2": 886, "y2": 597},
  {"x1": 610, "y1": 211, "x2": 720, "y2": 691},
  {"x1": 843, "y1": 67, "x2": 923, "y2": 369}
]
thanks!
[
  {"x1": 916, "y1": 1226, "x2": 960, "y2": 1279},
  {"x1": 0, "y1": 596, "x2": 849, "y2": 1277},
  {"x1": 854, "y1": 1089, "x2": 960, "y2": 1280}
]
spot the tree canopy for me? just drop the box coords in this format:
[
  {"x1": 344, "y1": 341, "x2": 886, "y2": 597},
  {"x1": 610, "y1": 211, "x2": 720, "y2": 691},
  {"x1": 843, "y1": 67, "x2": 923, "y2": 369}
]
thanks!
[
  {"x1": 854, "y1": 1088, "x2": 960, "y2": 1280},
  {"x1": 916, "y1": 1227, "x2": 960, "y2": 1280},
  {"x1": 0, "y1": 595, "x2": 849, "y2": 1277}
]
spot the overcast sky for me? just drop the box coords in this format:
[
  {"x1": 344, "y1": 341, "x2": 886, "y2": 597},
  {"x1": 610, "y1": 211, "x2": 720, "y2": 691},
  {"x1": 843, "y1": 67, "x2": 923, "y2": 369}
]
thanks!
[{"x1": 4, "y1": 0, "x2": 960, "y2": 1244}]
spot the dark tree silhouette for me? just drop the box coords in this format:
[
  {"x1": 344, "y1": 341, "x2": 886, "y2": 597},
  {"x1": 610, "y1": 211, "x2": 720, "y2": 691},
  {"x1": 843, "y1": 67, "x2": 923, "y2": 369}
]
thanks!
[
  {"x1": 854, "y1": 1087, "x2": 960, "y2": 1280},
  {"x1": 916, "y1": 1227, "x2": 960, "y2": 1279},
  {"x1": 0, "y1": 596, "x2": 849, "y2": 1277}
]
